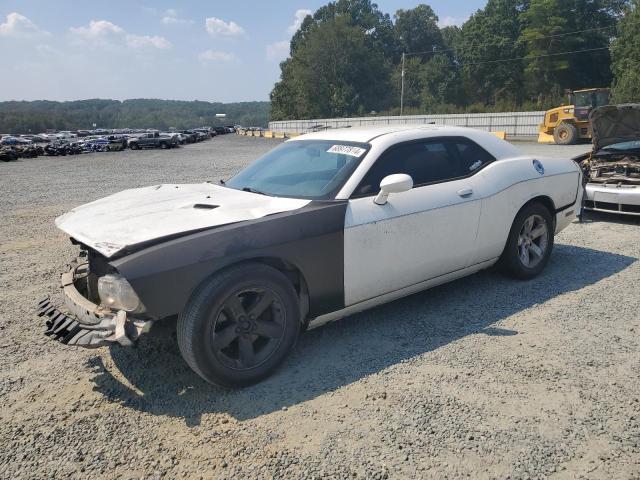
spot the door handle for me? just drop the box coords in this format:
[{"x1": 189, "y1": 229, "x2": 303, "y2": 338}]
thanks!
[{"x1": 457, "y1": 188, "x2": 473, "y2": 197}]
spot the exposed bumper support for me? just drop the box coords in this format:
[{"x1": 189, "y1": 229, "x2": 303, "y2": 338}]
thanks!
[{"x1": 38, "y1": 262, "x2": 153, "y2": 348}]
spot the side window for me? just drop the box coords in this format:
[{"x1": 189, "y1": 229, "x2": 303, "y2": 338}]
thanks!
[
  {"x1": 455, "y1": 140, "x2": 495, "y2": 173},
  {"x1": 354, "y1": 140, "x2": 461, "y2": 196}
]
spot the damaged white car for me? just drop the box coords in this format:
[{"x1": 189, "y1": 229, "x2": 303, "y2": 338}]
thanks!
[
  {"x1": 39, "y1": 125, "x2": 582, "y2": 387},
  {"x1": 577, "y1": 104, "x2": 640, "y2": 215}
]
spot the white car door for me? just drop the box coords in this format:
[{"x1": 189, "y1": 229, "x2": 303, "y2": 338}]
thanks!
[{"x1": 343, "y1": 138, "x2": 494, "y2": 306}]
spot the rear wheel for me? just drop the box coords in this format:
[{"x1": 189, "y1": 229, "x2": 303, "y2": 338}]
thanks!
[
  {"x1": 500, "y1": 202, "x2": 554, "y2": 280},
  {"x1": 177, "y1": 263, "x2": 301, "y2": 387},
  {"x1": 553, "y1": 122, "x2": 578, "y2": 145}
]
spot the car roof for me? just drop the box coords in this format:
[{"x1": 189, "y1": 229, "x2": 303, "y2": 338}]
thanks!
[
  {"x1": 287, "y1": 125, "x2": 523, "y2": 159},
  {"x1": 287, "y1": 125, "x2": 447, "y2": 143},
  {"x1": 288, "y1": 124, "x2": 505, "y2": 143}
]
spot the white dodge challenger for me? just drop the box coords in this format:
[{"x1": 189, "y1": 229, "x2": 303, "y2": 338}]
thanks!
[{"x1": 39, "y1": 125, "x2": 583, "y2": 387}]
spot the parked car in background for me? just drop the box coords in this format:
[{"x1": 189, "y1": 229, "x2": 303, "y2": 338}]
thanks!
[
  {"x1": 23, "y1": 134, "x2": 50, "y2": 143},
  {"x1": 194, "y1": 128, "x2": 214, "y2": 139},
  {"x1": 575, "y1": 104, "x2": 640, "y2": 216},
  {"x1": 179, "y1": 130, "x2": 199, "y2": 143},
  {"x1": 56, "y1": 131, "x2": 77, "y2": 140},
  {"x1": 1, "y1": 136, "x2": 32, "y2": 146},
  {"x1": 128, "y1": 132, "x2": 178, "y2": 150}
]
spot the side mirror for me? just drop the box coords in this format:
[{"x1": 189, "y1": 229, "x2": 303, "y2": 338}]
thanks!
[{"x1": 374, "y1": 174, "x2": 413, "y2": 205}]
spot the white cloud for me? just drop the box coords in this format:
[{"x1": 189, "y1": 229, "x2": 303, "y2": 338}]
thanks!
[
  {"x1": 198, "y1": 49, "x2": 236, "y2": 63},
  {"x1": 266, "y1": 41, "x2": 289, "y2": 62},
  {"x1": 36, "y1": 44, "x2": 62, "y2": 56},
  {"x1": 69, "y1": 20, "x2": 124, "y2": 43},
  {"x1": 0, "y1": 12, "x2": 49, "y2": 38},
  {"x1": 438, "y1": 16, "x2": 467, "y2": 28},
  {"x1": 70, "y1": 20, "x2": 171, "y2": 49},
  {"x1": 287, "y1": 9, "x2": 312, "y2": 34},
  {"x1": 126, "y1": 34, "x2": 172, "y2": 49},
  {"x1": 205, "y1": 17, "x2": 245, "y2": 37},
  {"x1": 162, "y1": 9, "x2": 194, "y2": 25}
]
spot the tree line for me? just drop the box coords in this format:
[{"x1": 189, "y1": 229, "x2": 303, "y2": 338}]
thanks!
[
  {"x1": 0, "y1": 99, "x2": 271, "y2": 134},
  {"x1": 271, "y1": 0, "x2": 640, "y2": 120}
]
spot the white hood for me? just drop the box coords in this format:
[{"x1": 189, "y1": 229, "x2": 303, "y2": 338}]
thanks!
[{"x1": 55, "y1": 183, "x2": 311, "y2": 257}]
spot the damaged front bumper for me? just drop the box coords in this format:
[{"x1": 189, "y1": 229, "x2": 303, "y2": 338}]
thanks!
[
  {"x1": 584, "y1": 183, "x2": 640, "y2": 216},
  {"x1": 38, "y1": 261, "x2": 153, "y2": 348}
]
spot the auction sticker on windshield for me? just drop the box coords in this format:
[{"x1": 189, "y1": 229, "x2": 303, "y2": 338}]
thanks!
[{"x1": 327, "y1": 145, "x2": 367, "y2": 157}]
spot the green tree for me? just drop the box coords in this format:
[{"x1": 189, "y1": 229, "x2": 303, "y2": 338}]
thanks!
[
  {"x1": 519, "y1": 0, "x2": 570, "y2": 101},
  {"x1": 290, "y1": 0, "x2": 394, "y2": 57},
  {"x1": 393, "y1": 5, "x2": 443, "y2": 57},
  {"x1": 611, "y1": 0, "x2": 640, "y2": 101},
  {"x1": 420, "y1": 55, "x2": 464, "y2": 108},
  {"x1": 458, "y1": 0, "x2": 527, "y2": 107},
  {"x1": 273, "y1": 1, "x2": 395, "y2": 119},
  {"x1": 519, "y1": 0, "x2": 622, "y2": 104},
  {"x1": 0, "y1": 99, "x2": 271, "y2": 133},
  {"x1": 276, "y1": 16, "x2": 391, "y2": 119},
  {"x1": 564, "y1": 0, "x2": 626, "y2": 90},
  {"x1": 440, "y1": 25, "x2": 462, "y2": 53},
  {"x1": 388, "y1": 5, "x2": 460, "y2": 112}
]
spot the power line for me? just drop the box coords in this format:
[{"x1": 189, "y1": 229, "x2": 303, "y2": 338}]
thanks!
[
  {"x1": 402, "y1": 20, "x2": 623, "y2": 59},
  {"x1": 399, "y1": 19, "x2": 623, "y2": 113},
  {"x1": 529, "y1": 22, "x2": 619, "y2": 40},
  {"x1": 399, "y1": 45, "x2": 610, "y2": 111},
  {"x1": 454, "y1": 46, "x2": 610, "y2": 68}
]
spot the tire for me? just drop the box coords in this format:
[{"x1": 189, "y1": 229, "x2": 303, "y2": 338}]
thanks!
[
  {"x1": 553, "y1": 122, "x2": 578, "y2": 145},
  {"x1": 160, "y1": 142, "x2": 168, "y2": 149},
  {"x1": 177, "y1": 263, "x2": 301, "y2": 387},
  {"x1": 499, "y1": 202, "x2": 554, "y2": 280}
]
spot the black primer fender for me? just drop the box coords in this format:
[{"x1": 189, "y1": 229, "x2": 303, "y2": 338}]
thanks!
[{"x1": 110, "y1": 201, "x2": 348, "y2": 319}]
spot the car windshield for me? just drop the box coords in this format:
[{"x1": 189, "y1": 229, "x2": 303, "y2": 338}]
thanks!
[
  {"x1": 225, "y1": 140, "x2": 369, "y2": 199},
  {"x1": 601, "y1": 140, "x2": 640, "y2": 151}
]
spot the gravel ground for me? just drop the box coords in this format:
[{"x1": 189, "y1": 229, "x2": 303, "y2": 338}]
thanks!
[{"x1": 1, "y1": 135, "x2": 639, "y2": 479}]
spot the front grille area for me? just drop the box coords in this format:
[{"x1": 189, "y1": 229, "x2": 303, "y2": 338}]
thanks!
[
  {"x1": 595, "y1": 201, "x2": 619, "y2": 211},
  {"x1": 584, "y1": 199, "x2": 640, "y2": 214},
  {"x1": 622, "y1": 204, "x2": 640, "y2": 213}
]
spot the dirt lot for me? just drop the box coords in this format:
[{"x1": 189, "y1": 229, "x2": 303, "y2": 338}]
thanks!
[{"x1": 0, "y1": 135, "x2": 639, "y2": 479}]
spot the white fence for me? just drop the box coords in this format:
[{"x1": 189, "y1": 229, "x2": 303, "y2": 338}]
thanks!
[{"x1": 269, "y1": 111, "x2": 546, "y2": 138}]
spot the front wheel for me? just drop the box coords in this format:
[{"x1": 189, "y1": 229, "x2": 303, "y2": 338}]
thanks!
[
  {"x1": 554, "y1": 122, "x2": 578, "y2": 145},
  {"x1": 500, "y1": 202, "x2": 554, "y2": 280},
  {"x1": 177, "y1": 263, "x2": 301, "y2": 387}
]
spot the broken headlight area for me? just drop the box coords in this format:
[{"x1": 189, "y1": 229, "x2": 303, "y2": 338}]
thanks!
[
  {"x1": 37, "y1": 249, "x2": 153, "y2": 348},
  {"x1": 98, "y1": 274, "x2": 143, "y2": 313}
]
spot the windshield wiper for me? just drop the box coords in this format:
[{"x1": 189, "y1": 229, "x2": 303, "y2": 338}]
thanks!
[{"x1": 242, "y1": 187, "x2": 268, "y2": 195}]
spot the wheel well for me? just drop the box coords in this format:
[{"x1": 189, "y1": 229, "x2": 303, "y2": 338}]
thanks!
[
  {"x1": 499, "y1": 196, "x2": 557, "y2": 262},
  {"x1": 220, "y1": 257, "x2": 310, "y2": 323},
  {"x1": 521, "y1": 196, "x2": 556, "y2": 228}
]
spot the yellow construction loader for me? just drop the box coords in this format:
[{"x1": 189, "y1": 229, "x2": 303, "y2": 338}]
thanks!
[{"x1": 538, "y1": 88, "x2": 610, "y2": 145}]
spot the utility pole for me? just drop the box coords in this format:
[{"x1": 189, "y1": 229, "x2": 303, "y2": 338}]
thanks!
[{"x1": 400, "y1": 52, "x2": 406, "y2": 116}]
